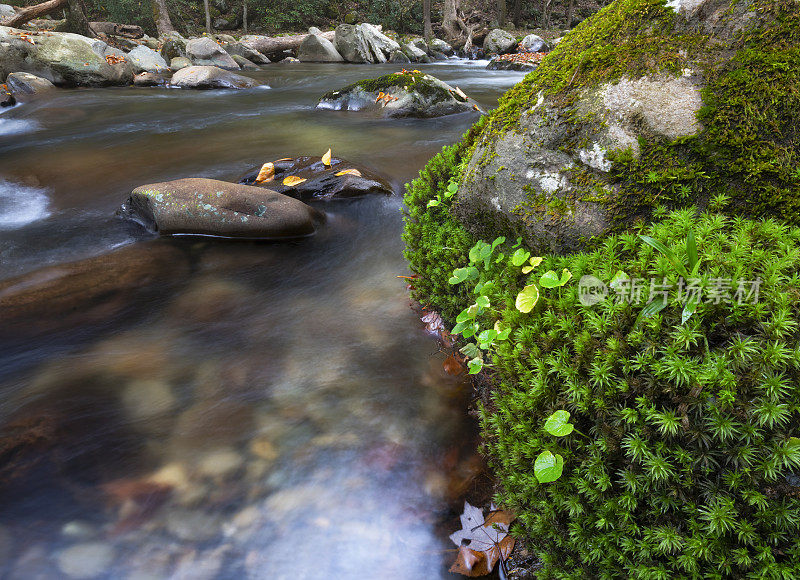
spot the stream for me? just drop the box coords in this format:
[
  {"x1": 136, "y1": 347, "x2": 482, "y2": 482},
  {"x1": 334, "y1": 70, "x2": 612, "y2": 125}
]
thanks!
[{"x1": 0, "y1": 60, "x2": 524, "y2": 579}]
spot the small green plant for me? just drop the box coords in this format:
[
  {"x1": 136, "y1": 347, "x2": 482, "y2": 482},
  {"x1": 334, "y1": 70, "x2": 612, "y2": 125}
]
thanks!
[
  {"x1": 534, "y1": 411, "x2": 590, "y2": 483},
  {"x1": 427, "y1": 178, "x2": 459, "y2": 208}
]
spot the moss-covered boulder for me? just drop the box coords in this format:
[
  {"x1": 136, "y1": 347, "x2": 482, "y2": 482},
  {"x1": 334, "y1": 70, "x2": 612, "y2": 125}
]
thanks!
[
  {"x1": 318, "y1": 71, "x2": 483, "y2": 118},
  {"x1": 435, "y1": 0, "x2": 800, "y2": 254}
]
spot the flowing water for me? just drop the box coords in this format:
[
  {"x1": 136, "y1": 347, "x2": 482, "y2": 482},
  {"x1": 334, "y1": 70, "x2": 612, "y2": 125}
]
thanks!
[{"x1": 0, "y1": 61, "x2": 524, "y2": 579}]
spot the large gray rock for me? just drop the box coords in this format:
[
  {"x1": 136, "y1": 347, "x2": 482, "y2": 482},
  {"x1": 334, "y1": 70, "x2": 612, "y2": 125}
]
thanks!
[
  {"x1": 360, "y1": 23, "x2": 400, "y2": 63},
  {"x1": 170, "y1": 56, "x2": 192, "y2": 70},
  {"x1": 127, "y1": 45, "x2": 169, "y2": 74},
  {"x1": 231, "y1": 54, "x2": 259, "y2": 70},
  {"x1": 5, "y1": 71, "x2": 55, "y2": 98},
  {"x1": 297, "y1": 33, "x2": 343, "y2": 63},
  {"x1": 119, "y1": 178, "x2": 324, "y2": 239},
  {"x1": 483, "y1": 29, "x2": 516, "y2": 54},
  {"x1": 401, "y1": 42, "x2": 427, "y2": 61},
  {"x1": 169, "y1": 65, "x2": 260, "y2": 89},
  {"x1": 160, "y1": 38, "x2": 186, "y2": 61},
  {"x1": 0, "y1": 4, "x2": 16, "y2": 19},
  {"x1": 519, "y1": 34, "x2": 549, "y2": 53},
  {"x1": 0, "y1": 26, "x2": 132, "y2": 86},
  {"x1": 454, "y1": 73, "x2": 704, "y2": 253},
  {"x1": 389, "y1": 50, "x2": 411, "y2": 64},
  {"x1": 318, "y1": 71, "x2": 483, "y2": 118},
  {"x1": 428, "y1": 38, "x2": 453, "y2": 55},
  {"x1": 334, "y1": 24, "x2": 371, "y2": 63},
  {"x1": 186, "y1": 37, "x2": 239, "y2": 70},
  {"x1": 223, "y1": 41, "x2": 270, "y2": 64},
  {"x1": 333, "y1": 23, "x2": 399, "y2": 63}
]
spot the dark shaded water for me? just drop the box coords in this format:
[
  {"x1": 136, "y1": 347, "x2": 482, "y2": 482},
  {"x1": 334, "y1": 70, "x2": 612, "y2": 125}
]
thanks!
[{"x1": 0, "y1": 60, "x2": 524, "y2": 579}]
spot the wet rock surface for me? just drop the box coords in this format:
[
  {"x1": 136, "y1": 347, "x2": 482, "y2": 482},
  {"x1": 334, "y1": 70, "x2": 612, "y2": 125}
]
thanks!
[
  {"x1": 239, "y1": 156, "x2": 393, "y2": 200},
  {"x1": 119, "y1": 177, "x2": 325, "y2": 238},
  {"x1": 169, "y1": 65, "x2": 261, "y2": 89}
]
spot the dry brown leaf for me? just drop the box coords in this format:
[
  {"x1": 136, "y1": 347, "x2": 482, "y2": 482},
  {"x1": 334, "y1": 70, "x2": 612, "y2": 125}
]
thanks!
[
  {"x1": 450, "y1": 502, "x2": 516, "y2": 577},
  {"x1": 443, "y1": 355, "x2": 464, "y2": 376},
  {"x1": 255, "y1": 162, "x2": 275, "y2": 183},
  {"x1": 449, "y1": 545, "x2": 490, "y2": 577},
  {"x1": 322, "y1": 148, "x2": 332, "y2": 167},
  {"x1": 283, "y1": 176, "x2": 307, "y2": 187},
  {"x1": 335, "y1": 169, "x2": 362, "y2": 177}
]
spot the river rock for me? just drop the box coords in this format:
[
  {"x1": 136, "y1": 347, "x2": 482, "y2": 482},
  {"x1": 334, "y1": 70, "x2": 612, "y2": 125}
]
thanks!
[
  {"x1": 298, "y1": 33, "x2": 344, "y2": 63},
  {"x1": 223, "y1": 41, "x2": 270, "y2": 64},
  {"x1": 231, "y1": 54, "x2": 259, "y2": 70},
  {"x1": 239, "y1": 156, "x2": 393, "y2": 200},
  {"x1": 57, "y1": 542, "x2": 115, "y2": 579},
  {"x1": 170, "y1": 56, "x2": 192, "y2": 71},
  {"x1": 483, "y1": 28, "x2": 516, "y2": 54},
  {"x1": 334, "y1": 22, "x2": 400, "y2": 63},
  {"x1": 160, "y1": 38, "x2": 186, "y2": 61},
  {"x1": 133, "y1": 71, "x2": 170, "y2": 86},
  {"x1": 428, "y1": 38, "x2": 453, "y2": 55},
  {"x1": 0, "y1": 4, "x2": 15, "y2": 19},
  {"x1": 5, "y1": 71, "x2": 55, "y2": 98},
  {"x1": 360, "y1": 22, "x2": 400, "y2": 63},
  {"x1": 519, "y1": 33, "x2": 549, "y2": 52},
  {"x1": 165, "y1": 508, "x2": 221, "y2": 542},
  {"x1": 487, "y1": 53, "x2": 542, "y2": 71},
  {"x1": 0, "y1": 26, "x2": 132, "y2": 86},
  {"x1": 122, "y1": 379, "x2": 176, "y2": 421},
  {"x1": 401, "y1": 42, "x2": 427, "y2": 61},
  {"x1": 185, "y1": 37, "x2": 239, "y2": 70},
  {"x1": 0, "y1": 242, "x2": 188, "y2": 340},
  {"x1": 120, "y1": 178, "x2": 324, "y2": 239},
  {"x1": 388, "y1": 50, "x2": 411, "y2": 64},
  {"x1": 318, "y1": 71, "x2": 482, "y2": 118},
  {"x1": 127, "y1": 45, "x2": 169, "y2": 74},
  {"x1": 197, "y1": 447, "x2": 245, "y2": 479},
  {"x1": 169, "y1": 65, "x2": 260, "y2": 89}
]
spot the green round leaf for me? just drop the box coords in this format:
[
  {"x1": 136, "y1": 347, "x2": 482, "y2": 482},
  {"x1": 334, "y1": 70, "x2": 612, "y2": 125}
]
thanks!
[
  {"x1": 515, "y1": 285, "x2": 540, "y2": 313},
  {"x1": 468, "y1": 358, "x2": 484, "y2": 375},
  {"x1": 534, "y1": 450, "x2": 564, "y2": 483},
  {"x1": 539, "y1": 270, "x2": 561, "y2": 288},
  {"x1": 511, "y1": 248, "x2": 531, "y2": 267},
  {"x1": 544, "y1": 410, "x2": 575, "y2": 437},
  {"x1": 427, "y1": 199, "x2": 441, "y2": 207}
]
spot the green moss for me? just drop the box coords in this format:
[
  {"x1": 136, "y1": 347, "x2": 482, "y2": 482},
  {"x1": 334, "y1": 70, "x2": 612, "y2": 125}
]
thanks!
[{"x1": 321, "y1": 71, "x2": 455, "y2": 103}]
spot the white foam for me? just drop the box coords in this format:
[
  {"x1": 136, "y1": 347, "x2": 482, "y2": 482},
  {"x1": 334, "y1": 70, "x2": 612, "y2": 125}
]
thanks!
[
  {"x1": 0, "y1": 180, "x2": 51, "y2": 229},
  {"x1": 0, "y1": 117, "x2": 39, "y2": 136}
]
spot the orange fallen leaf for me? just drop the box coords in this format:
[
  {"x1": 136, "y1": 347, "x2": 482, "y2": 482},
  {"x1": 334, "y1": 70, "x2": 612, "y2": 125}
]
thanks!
[
  {"x1": 322, "y1": 148, "x2": 332, "y2": 167},
  {"x1": 443, "y1": 355, "x2": 464, "y2": 376},
  {"x1": 335, "y1": 168, "x2": 362, "y2": 177},
  {"x1": 376, "y1": 91, "x2": 385, "y2": 103},
  {"x1": 283, "y1": 176, "x2": 307, "y2": 186},
  {"x1": 255, "y1": 162, "x2": 275, "y2": 183},
  {"x1": 274, "y1": 157, "x2": 292, "y2": 162}
]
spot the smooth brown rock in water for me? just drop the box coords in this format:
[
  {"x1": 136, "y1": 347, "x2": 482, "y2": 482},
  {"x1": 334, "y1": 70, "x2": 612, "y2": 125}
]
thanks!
[
  {"x1": 119, "y1": 178, "x2": 324, "y2": 239},
  {"x1": 239, "y1": 156, "x2": 393, "y2": 200},
  {"x1": 0, "y1": 242, "x2": 188, "y2": 340}
]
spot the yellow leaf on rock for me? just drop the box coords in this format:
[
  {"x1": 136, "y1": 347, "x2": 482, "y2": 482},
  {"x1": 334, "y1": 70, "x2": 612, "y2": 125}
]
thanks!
[
  {"x1": 322, "y1": 148, "x2": 332, "y2": 167},
  {"x1": 283, "y1": 176, "x2": 307, "y2": 186},
  {"x1": 335, "y1": 169, "x2": 362, "y2": 177},
  {"x1": 255, "y1": 162, "x2": 275, "y2": 183},
  {"x1": 274, "y1": 157, "x2": 292, "y2": 162}
]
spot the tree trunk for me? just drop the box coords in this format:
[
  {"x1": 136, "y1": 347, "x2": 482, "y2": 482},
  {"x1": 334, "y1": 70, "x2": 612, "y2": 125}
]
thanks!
[
  {"x1": 511, "y1": 0, "x2": 524, "y2": 27},
  {"x1": 441, "y1": 0, "x2": 460, "y2": 42},
  {"x1": 541, "y1": 0, "x2": 551, "y2": 28},
  {"x1": 151, "y1": 0, "x2": 174, "y2": 36},
  {"x1": 242, "y1": 0, "x2": 248, "y2": 34},
  {"x1": 241, "y1": 30, "x2": 335, "y2": 57},
  {"x1": 423, "y1": 0, "x2": 433, "y2": 42},
  {"x1": 2, "y1": 0, "x2": 67, "y2": 28},
  {"x1": 65, "y1": 0, "x2": 94, "y2": 37},
  {"x1": 203, "y1": 0, "x2": 212, "y2": 33},
  {"x1": 566, "y1": 0, "x2": 575, "y2": 28},
  {"x1": 497, "y1": 0, "x2": 506, "y2": 27}
]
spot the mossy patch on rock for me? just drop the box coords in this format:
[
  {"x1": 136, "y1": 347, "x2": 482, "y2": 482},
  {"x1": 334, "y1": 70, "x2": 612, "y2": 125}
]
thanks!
[{"x1": 318, "y1": 70, "x2": 483, "y2": 118}]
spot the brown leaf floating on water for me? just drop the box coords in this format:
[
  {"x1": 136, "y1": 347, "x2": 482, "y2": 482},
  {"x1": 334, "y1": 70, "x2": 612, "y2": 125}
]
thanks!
[
  {"x1": 283, "y1": 176, "x2": 307, "y2": 186},
  {"x1": 322, "y1": 148, "x2": 332, "y2": 167},
  {"x1": 443, "y1": 355, "x2": 464, "y2": 376},
  {"x1": 335, "y1": 169, "x2": 362, "y2": 177},
  {"x1": 255, "y1": 162, "x2": 275, "y2": 183}
]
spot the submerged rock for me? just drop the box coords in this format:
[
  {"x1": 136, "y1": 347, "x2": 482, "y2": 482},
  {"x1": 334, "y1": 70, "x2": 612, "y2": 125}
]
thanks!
[
  {"x1": 318, "y1": 71, "x2": 482, "y2": 118},
  {"x1": 119, "y1": 177, "x2": 324, "y2": 239},
  {"x1": 57, "y1": 542, "x2": 115, "y2": 579},
  {"x1": 239, "y1": 156, "x2": 393, "y2": 200},
  {"x1": 169, "y1": 65, "x2": 260, "y2": 89}
]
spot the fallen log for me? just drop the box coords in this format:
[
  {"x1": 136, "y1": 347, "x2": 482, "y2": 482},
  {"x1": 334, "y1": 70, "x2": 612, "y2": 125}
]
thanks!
[
  {"x1": 240, "y1": 30, "x2": 335, "y2": 57},
  {"x1": 1, "y1": 0, "x2": 67, "y2": 29},
  {"x1": 89, "y1": 21, "x2": 144, "y2": 39}
]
